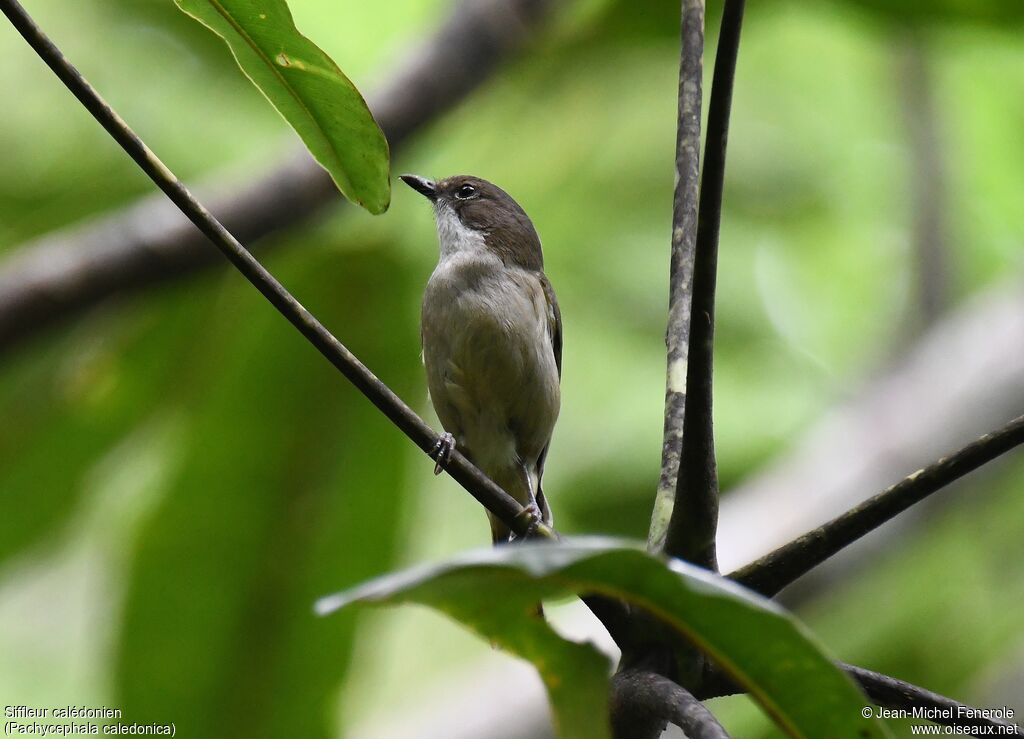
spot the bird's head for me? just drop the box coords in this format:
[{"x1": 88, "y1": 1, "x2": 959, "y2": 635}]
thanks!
[{"x1": 400, "y1": 174, "x2": 544, "y2": 271}]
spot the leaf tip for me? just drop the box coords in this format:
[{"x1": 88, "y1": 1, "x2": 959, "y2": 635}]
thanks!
[{"x1": 357, "y1": 182, "x2": 391, "y2": 215}]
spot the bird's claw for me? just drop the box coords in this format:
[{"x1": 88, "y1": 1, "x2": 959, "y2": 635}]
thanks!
[
  {"x1": 430, "y1": 432, "x2": 455, "y2": 475},
  {"x1": 511, "y1": 502, "x2": 543, "y2": 542}
]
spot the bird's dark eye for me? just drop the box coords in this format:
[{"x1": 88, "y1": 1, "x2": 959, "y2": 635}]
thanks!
[{"x1": 454, "y1": 183, "x2": 476, "y2": 199}]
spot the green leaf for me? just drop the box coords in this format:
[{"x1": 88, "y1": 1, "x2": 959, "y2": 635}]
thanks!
[
  {"x1": 173, "y1": 0, "x2": 390, "y2": 213},
  {"x1": 318, "y1": 539, "x2": 894, "y2": 739},
  {"x1": 323, "y1": 548, "x2": 614, "y2": 738}
]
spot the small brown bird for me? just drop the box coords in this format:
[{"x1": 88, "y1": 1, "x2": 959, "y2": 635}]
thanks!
[{"x1": 401, "y1": 174, "x2": 561, "y2": 544}]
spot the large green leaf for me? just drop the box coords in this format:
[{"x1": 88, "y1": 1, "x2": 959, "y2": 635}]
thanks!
[
  {"x1": 173, "y1": 0, "x2": 390, "y2": 213},
  {"x1": 323, "y1": 548, "x2": 615, "y2": 738},
  {"x1": 318, "y1": 540, "x2": 893, "y2": 739}
]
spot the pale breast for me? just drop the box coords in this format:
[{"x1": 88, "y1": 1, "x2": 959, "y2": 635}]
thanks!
[{"x1": 421, "y1": 253, "x2": 560, "y2": 468}]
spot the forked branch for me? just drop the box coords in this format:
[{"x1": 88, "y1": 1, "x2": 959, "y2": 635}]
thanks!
[
  {"x1": 663, "y1": 0, "x2": 747, "y2": 571},
  {"x1": 729, "y1": 414, "x2": 1024, "y2": 597},
  {"x1": 611, "y1": 670, "x2": 731, "y2": 739}
]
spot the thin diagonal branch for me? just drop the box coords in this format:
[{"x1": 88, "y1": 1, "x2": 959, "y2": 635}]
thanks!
[
  {"x1": 663, "y1": 0, "x2": 746, "y2": 570},
  {"x1": 0, "y1": 0, "x2": 538, "y2": 541},
  {"x1": 611, "y1": 669, "x2": 730, "y2": 739},
  {"x1": 649, "y1": 0, "x2": 704, "y2": 552},
  {"x1": 1, "y1": 0, "x2": 642, "y2": 658},
  {"x1": 697, "y1": 662, "x2": 1022, "y2": 736},
  {"x1": 844, "y1": 663, "x2": 1024, "y2": 737},
  {"x1": 716, "y1": 278, "x2": 1024, "y2": 575},
  {"x1": 729, "y1": 414, "x2": 1024, "y2": 597},
  {"x1": 0, "y1": 0, "x2": 558, "y2": 356}
]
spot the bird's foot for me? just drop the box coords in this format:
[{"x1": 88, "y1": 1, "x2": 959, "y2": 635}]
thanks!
[
  {"x1": 429, "y1": 432, "x2": 456, "y2": 475},
  {"x1": 511, "y1": 502, "x2": 543, "y2": 542}
]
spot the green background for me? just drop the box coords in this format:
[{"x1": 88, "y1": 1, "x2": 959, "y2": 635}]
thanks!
[{"x1": 0, "y1": 0, "x2": 1021, "y2": 736}]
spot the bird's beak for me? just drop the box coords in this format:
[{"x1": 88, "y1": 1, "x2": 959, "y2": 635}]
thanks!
[{"x1": 399, "y1": 174, "x2": 438, "y2": 202}]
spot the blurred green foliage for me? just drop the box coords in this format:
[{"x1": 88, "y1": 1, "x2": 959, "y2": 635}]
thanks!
[
  {"x1": 114, "y1": 247, "x2": 417, "y2": 737},
  {"x1": 1, "y1": 0, "x2": 1022, "y2": 736}
]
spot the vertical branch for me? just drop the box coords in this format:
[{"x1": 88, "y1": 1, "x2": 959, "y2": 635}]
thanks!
[
  {"x1": 649, "y1": 0, "x2": 705, "y2": 552},
  {"x1": 663, "y1": 0, "x2": 746, "y2": 570}
]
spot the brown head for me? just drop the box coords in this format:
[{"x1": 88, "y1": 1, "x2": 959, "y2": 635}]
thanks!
[{"x1": 400, "y1": 174, "x2": 544, "y2": 271}]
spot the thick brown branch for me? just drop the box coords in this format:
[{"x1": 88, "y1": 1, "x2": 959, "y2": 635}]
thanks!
[
  {"x1": 664, "y1": 0, "x2": 746, "y2": 571},
  {"x1": 611, "y1": 669, "x2": 730, "y2": 739},
  {"x1": 0, "y1": 0, "x2": 557, "y2": 356},
  {"x1": 649, "y1": 0, "x2": 704, "y2": 552},
  {"x1": 729, "y1": 414, "x2": 1024, "y2": 597}
]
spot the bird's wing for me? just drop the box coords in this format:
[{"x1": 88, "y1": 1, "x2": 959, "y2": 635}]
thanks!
[
  {"x1": 535, "y1": 272, "x2": 561, "y2": 526},
  {"x1": 540, "y1": 272, "x2": 562, "y2": 379}
]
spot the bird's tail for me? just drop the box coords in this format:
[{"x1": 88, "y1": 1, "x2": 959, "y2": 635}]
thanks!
[{"x1": 486, "y1": 464, "x2": 549, "y2": 619}]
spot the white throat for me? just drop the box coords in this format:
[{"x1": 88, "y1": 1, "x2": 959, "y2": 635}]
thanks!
[{"x1": 434, "y1": 201, "x2": 488, "y2": 262}]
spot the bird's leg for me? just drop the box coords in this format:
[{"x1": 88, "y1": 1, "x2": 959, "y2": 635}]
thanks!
[
  {"x1": 429, "y1": 432, "x2": 456, "y2": 475},
  {"x1": 510, "y1": 462, "x2": 542, "y2": 541}
]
